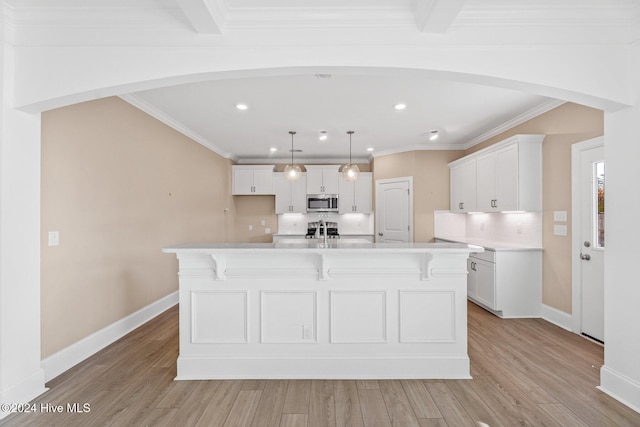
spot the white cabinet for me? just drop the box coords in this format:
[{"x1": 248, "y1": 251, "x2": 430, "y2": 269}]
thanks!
[
  {"x1": 274, "y1": 173, "x2": 307, "y2": 213},
  {"x1": 306, "y1": 165, "x2": 340, "y2": 194},
  {"x1": 338, "y1": 172, "x2": 372, "y2": 213},
  {"x1": 476, "y1": 144, "x2": 520, "y2": 212},
  {"x1": 467, "y1": 249, "x2": 542, "y2": 318},
  {"x1": 232, "y1": 165, "x2": 275, "y2": 195},
  {"x1": 450, "y1": 159, "x2": 477, "y2": 213},
  {"x1": 449, "y1": 134, "x2": 543, "y2": 213}
]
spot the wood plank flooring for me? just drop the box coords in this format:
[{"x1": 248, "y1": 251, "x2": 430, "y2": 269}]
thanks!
[{"x1": 3, "y1": 302, "x2": 640, "y2": 426}]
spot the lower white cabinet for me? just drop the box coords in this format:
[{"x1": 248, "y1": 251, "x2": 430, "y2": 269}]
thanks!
[
  {"x1": 468, "y1": 252, "x2": 496, "y2": 308},
  {"x1": 467, "y1": 249, "x2": 541, "y2": 318}
]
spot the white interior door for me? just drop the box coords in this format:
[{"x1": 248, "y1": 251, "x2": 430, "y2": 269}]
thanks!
[
  {"x1": 375, "y1": 177, "x2": 412, "y2": 243},
  {"x1": 580, "y1": 145, "x2": 605, "y2": 343}
]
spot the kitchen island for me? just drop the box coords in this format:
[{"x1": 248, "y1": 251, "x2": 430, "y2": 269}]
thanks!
[{"x1": 162, "y1": 241, "x2": 481, "y2": 380}]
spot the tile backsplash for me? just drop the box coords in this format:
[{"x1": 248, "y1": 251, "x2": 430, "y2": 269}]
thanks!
[
  {"x1": 277, "y1": 212, "x2": 374, "y2": 235},
  {"x1": 434, "y1": 210, "x2": 542, "y2": 247}
]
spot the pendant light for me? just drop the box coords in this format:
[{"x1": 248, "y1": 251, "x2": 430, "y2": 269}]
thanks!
[
  {"x1": 284, "y1": 131, "x2": 302, "y2": 181},
  {"x1": 340, "y1": 130, "x2": 360, "y2": 182}
]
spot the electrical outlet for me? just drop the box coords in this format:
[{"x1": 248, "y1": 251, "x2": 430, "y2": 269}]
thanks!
[
  {"x1": 248, "y1": 225, "x2": 253, "y2": 231},
  {"x1": 265, "y1": 228, "x2": 271, "y2": 234},
  {"x1": 303, "y1": 324, "x2": 312, "y2": 339},
  {"x1": 261, "y1": 219, "x2": 266, "y2": 226},
  {"x1": 516, "y1": 223, "x2": 523, "y2": 234}
]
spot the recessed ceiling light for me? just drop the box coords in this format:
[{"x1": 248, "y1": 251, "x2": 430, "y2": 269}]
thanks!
[
  {"x1": 394, "y1": 103, "x2": 407, "y2": 110},
  {"x1": 270, "y1": 147, "x2": 277, "y2": 152},
  {"x1": 315, "y1": 74, "x2": 332, "y2": 79},
  {"x1": 366, "y1": 147, "x2": 374, "y2": 152},
  {"x1": 319, "y1": 131, "x2": 328, "y2": 141},
  {"x1": 429, "y1": 130, "x2": 439, "y2": 141},
  {"x1": 236, "y1": 103, "x2": 248, "y2": 110}
]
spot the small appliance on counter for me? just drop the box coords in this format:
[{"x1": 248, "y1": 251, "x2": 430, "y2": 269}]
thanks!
[{"x1": 306, "y1": 221, "x2": 340, "y2": 239}]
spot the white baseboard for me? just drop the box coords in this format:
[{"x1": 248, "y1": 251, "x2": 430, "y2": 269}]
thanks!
[
  {"x1": 541, "y1": 304, "x2": 573, "y2": 332},
  {"x1": 599, "y1": 366, "x2": 640, "y2": 414},
  {"x1": 176, "y1": 355, "x2": 471, "y2": 380},
  {"x1": 42, "y1": 291, "x2": 178, "y2": 382}
]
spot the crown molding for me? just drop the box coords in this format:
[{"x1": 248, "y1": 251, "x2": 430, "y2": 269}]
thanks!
[
  {"x1": 371, "y1": 141, "x2": 465, "y2": 158},
  {"x1": 462, "y1": 99, "x2": 565, "y2": 150},
  {"x1": 119, "y1": 93, "x2": 237, "y2": 162},
  {"x1": 237, "y1": 156, "x2": 371, "y2": 165}
]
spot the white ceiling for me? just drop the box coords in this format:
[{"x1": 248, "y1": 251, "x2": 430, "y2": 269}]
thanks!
[
  {"x1": 128, "y1": 73, "x2": 555, "y2": 163},
  {"x1": 9, "y1": 0, "x2": 640, "y2": 163}
]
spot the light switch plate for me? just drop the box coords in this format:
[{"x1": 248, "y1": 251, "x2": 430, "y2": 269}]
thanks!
[
  {"x1": 48, "y1": 231, "x2": 60, "y2": 246},
  {"x1": 554, "y1": 211, "x2": 568, "y2": 222},
  {"x1": 554, "y1": 224, "x2": 568, "y2": 236}
]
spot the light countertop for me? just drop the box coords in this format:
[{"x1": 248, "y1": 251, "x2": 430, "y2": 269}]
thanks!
[
  {"x1": 163, "y1": 240, "x2": 484, "y2": 254},
  {"x1": 435, "y1": 236, "x2": 542, "y2": 252}
]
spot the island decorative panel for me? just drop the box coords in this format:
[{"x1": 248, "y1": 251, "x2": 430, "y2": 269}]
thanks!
[
  {"x1": 399, "y1": 290, "x2": 455, "y2": 343},
  {"x1": 191, "y1": 291, "x2": 248, "y2": 343},
  {"x1": 261, "y1": 291, "x2": 317, "y2": 343},
  {"x1": 330, "y1": 290, "x2": 387, "y2": 343}
]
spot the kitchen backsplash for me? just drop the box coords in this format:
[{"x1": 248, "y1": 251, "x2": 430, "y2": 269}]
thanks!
[
  {"x1": 277, "y1": 213, "x2": 374, "y2": 235},
  {"x1": 434, "y1": 210, "x2": 542, "y2": 247}
]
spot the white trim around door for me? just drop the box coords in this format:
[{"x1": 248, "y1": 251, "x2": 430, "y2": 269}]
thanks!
[
  {"x1": 571, "y1": 136, "x2": 604, "y2": 335},
  {"x1": 375, "y1": 177, "x2": 414, "y2": 243}
]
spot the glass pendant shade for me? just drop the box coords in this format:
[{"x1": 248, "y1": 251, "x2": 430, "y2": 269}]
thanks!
[
  {"x1": 285, "y1": 131, "x2": 301, "y2": 181},
  {"x1": 284, "y1": 163, "x2": 302, "y2": 181},
  {"x1": 341, "y1": 130, "x2": 359, "y2": 182},
  {"x1": 341, "y1": 163, "x2": 360, "y2": 182}
]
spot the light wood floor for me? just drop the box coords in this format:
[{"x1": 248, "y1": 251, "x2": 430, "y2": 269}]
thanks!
[{"x1": 3, "y1": 302, "x2": 639, "y2": 427}]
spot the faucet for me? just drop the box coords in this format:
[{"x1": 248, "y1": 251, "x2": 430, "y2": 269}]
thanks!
[{"x1": 318, "y1": 219, "x2": 327, "y2": 244}]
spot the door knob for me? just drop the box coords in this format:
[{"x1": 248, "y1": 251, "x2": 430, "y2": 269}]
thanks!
[
  {"x1": 378, "y1": 232, "x2": 383, "y2": 236},
  {"x1": 584, "y1": 241, "x2": 591, "y2": 248},
  {"x1": 580, "y1": 253, "x2": 591, "y2": 260}
]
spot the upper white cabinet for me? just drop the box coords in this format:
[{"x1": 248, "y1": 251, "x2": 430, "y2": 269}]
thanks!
[
  {"x1": 306, "y1": 165, "x2": 340, "y2": 194},
  {"x1": 448, "y1": 134, "x2": 543, "y2": 213},
  {"x1": 274, "y1": 173, "x2": 307, "y2": 213},
  {"x1": 449, "y1": 159, "x2": 477, "y2": 213},
  {"x1": 339, "y1": 172, "x2": 372, "y2": 213},
  {"x1": 232, "y1": 165, "x2": 275, "y2": 195},
  {"x1": 476, "y1": 143, "x2": 519, "y2": 212}
]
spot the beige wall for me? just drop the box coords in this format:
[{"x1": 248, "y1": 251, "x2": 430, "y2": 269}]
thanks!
[
  {"x1": 373, "y1": 150, "x2": 461, "y2": 242},
  {"x1": 41, "y1": 97, "x2": 242, "y2": 358}
]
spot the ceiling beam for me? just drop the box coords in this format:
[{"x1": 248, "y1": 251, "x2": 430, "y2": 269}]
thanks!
[
  {"x1": 175, "y1": 0, "x2": 227, "y2": 34},
  {"x1": 414, "y1": 0, "x2": 467, "y2": 33}
]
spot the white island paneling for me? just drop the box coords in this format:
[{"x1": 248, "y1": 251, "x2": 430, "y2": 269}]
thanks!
[{"x1": 163, "y1": 241, "x2": 481, "y2": 380}]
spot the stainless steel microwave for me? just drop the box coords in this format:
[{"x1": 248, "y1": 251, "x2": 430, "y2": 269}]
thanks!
[{"x1": 307, "y1": 194, "x2": 338, "y2": 212}]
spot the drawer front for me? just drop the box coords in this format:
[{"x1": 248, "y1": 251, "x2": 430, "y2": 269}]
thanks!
[{"x1": 470, "y1": 250, "x2": 495, "y2": 263}]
